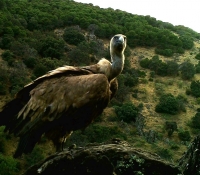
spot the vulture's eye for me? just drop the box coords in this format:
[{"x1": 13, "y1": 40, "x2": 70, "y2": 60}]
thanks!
[{"x1": 114, "y1": 36, "x2": 118, "y2": 40}]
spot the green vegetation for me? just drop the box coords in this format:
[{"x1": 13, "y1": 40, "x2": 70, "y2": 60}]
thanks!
[
  {"x1": 140, "y1": 55, "x2": 179, "y2": 77},
  {"x1": 25, "y1": 146, "x2": 45, "y2": 167},
  {"x1": 155, "y1": 93, "x2": 183, "y2": 115},
  {"x1": 178, "y1": 129, "x2": 191, "y2": 141},
  {"x1": 63, "y1": 27, "x2": 86, "y2": 45},
  {"x1": 156, "y1": 148, "x2": 173, "y2": 160},
  {"x1": 0, "y1": 154, "x2": 19, "y2": 175},
  {"x1": 114, "y1": 103, "x2": 139, "y2": 123},
  {"x1": 180, "y1": 61, "x2": 195, "y2": 80},
  {"x1": 195, "y1": 53, "x2": 200, "y2": 60},
  {"x1": 190, "y1": 80, "x2": 200, "y2": 98},
  {"x1": 0, "y1": 0, "x2": 200, "y2": 173},
  {"x1": 190, "y1": 111, "x2": 200, "y2": 129}
]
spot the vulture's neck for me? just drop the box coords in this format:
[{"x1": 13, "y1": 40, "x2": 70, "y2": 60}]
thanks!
[{"x1": 109, "y1": 52, "x2": 124, "y2": 81}]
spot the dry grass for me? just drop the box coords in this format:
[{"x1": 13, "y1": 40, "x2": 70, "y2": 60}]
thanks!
[{"x1": 118, "y1": 42, "x2": 200, "y2": 161}]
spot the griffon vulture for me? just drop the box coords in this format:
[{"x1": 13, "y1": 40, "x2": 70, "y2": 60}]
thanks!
[{"x1": 0, "y1": 34, "x2": 127, "y2": 158}]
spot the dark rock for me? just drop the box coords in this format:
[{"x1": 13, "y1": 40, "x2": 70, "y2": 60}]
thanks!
[
  {"x1": 179, "y1": 135, "x2": 200, "y2": 175},
  {"x1": 23, "y1": 141, "x2": 180, "y2": 175}
]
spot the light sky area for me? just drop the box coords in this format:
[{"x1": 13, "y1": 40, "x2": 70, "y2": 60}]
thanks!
[{"x1": 74, "y1": 0, "x2": 200, "y2": 33}]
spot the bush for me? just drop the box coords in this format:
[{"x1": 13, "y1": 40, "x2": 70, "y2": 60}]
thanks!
[
  {"x1": 165, "y1": 121, "x2": 177, "y2": 137},
  {"x1": 114, "y1": 102, "x2": 139, "y2": 123},
  {"x1": 157, "y1": 148, "x2": 172, "y2": 160},
  {"x1": 180, "y1": 61, "x2": 195, "y2": 80},
  {"x1": 25, "y1": 146, "x2": 45, "y2": 167},
  {"x1": 124, "y1": 72, "x2": 138, "y2": 87},
  {"x1": 166, "y1": 61, "x2": 179, "y2": 76},
  {"x1": 140, "y1": 58, "x2": 151, "y2": 68},
  {"x1": 1, "y1": 50, "x2": 15, "y2": 66},
  {"x1": 0, "y1": 154, "x2": 19, "y2": 175},
  {"x1": 178, "y1": 129, "x2": 191, "y2": 141},
  {"x1": 195, "y1": 53, "x2": 200, "y2": 60},
  {"x1": 23, "y1": 57, "x2": 37, "y2": 68},
  {"x1": 38, "y1": 36, "x2": 65, "y2": 59},
  {"x1": 176, "y1": 94, "x2": 188, "y2": 112},
  {"x1": 63, "y1": 27, "x2": 85, "y2": 45},
  {"x1": 190, "y1": 112, "x2": 200, "y2": 129},
  {"x1": 150, "y1": 71, "x2": 155, "y2": 78},
  {"x1": 190, "y1": 80, "x2": 200, "y2": 98},
  {"x1": 0, "y1": 82, "x2": 7, "y2": 95},
  {"x1": 33, "y1": 64, "x2": 48, "y2": 77},
  {"x1": 155, "y1": 93, "x2": 179, "y2": 115},
  {"x1": 155, "y1": 48, "x2": 173, "y2": 57},
  {"x1": 83, "y1": 124, "x2": 127, "y2": 143},
  {"x1": 195, "y1": 62, "x2": 200, "y2": 73},
  {"x1": 179, "y1": 36, "x2": 194, "y2": 49}
]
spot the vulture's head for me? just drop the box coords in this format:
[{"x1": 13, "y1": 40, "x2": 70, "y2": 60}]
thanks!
[{"x1": 110, "y1": 34, "x2": 127, "y2": 56}]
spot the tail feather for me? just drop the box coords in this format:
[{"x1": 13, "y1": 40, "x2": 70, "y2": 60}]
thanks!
[
  {"x1": 13, "y1": 132, "x2": 41, "y2": 158},
  {"x1": 0, "y1": 98, "x2": 23, "y2": 126}
]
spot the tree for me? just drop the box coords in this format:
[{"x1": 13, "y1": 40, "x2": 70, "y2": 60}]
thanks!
[
  {"x1": 39, "y1": 36, "x2": 65, "y2": 59},
  {"x1": 190, "y1": 112, "x2": 200, "y2": 129},
  {"x1": 87, "y1": 24, "x2": 98, "y2": 35},
  {"x1": 157, "y1": 62, "x2": 168, "y2": 76},
  {"x1": 195, "y1": 61, "x2": 200, "y2": 73},
  {"x1": 190, "y1": 80, "x2": 200, "y2": 98},
  {"x1": 180, "y1": 61, "x2": 195, "y2": 80},
  {"x1": 63, "y1": 27, "x2": 85, "y2": 45},
  {"x1": 140, "y1": 58, "x2": 151, "y2": 69},
  {"x1": 1, "y1": 50, "x2": 15, "y2": 66},
  {"x1": 114, "y1": 102, "x2": 139, "y2": 123},
  {"x1": 155, "y1": 93, "x2": 179, "y2": 115},
  {"x1": 179, "y1": 36, "x2": 194, "y2": 50},
  {"x1": 148, "y1": 55, "x2": 162, "y2": 73},
  {"x1": 166, "y1": 61, "x2": 179, "y2": 76},
  {"x1": 195, "y1": 53, "x2": 200, "y2": 60}
]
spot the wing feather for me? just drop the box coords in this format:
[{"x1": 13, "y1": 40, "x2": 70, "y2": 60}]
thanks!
[{"x1": 9, "y1": 74, "x2": 110, "y2": 136}]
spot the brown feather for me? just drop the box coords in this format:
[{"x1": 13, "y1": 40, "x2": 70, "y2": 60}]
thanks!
[{"x1": 0, "y1": 34, "x2": 126, "y2": 157}]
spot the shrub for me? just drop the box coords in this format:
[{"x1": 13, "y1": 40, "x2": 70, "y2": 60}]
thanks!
[
  {"x1": 195, "y1": 53, "x2": 200, "y2": 60},
  {"x1": 190, "y1": 112, "x2": 200, "y2": 129},
  {"x1": 25, "y1": 146, "x2": 45, "y2": 167},
  {"x1": 63, "y1": 27, "x2": 85, "y2": 45},
  {"x1": 180, "y1": 61, "x2": 195, "y2": 80},
  {"x1": 166, "y1": 61, "x2": 179, "y2": 76},
  {"x1": 0, "y1": 154, "x2": 19, "y2": 175},
  {"x1": 157, "y1": 62, "x2": 168, "y2": 76},
  {"x1": 190, "y1": 80, "x2": 200, "y2": 98},
  {"x1": 155, "y1": 48, "x2": 173, "y2": 57},
  {"x1": 38, "y1": 37, "x2": 65, "y2": 59},
  {"x1": 176, "y1": 94, "x2": 188, "y2": 112},
  {"x1": 195, "y1": 62, "x2": 200, "y2": 73},
  {"x1": 114, "y1": 102, "x2": 139, "y2": 123},
  {"x1": 124, "y1": 72, "x2": 138, "y2": 87},
  {"x1": 178, "y1": 129, "x2": 191, "y2": 141},
  {"x1": 150, "y1": 71, "x2": 155, "y2": 78},
  {"x1": 155, "y1": 93, "x2": 179, "y2": 115},
  {"x1": 157, "y1": 148, "x2": 172, "y2": 160},
  {"x1": 179, "y1": 36, "x2": 194, "y2": 50},
  {"x1": 1, "y1": 50, "x2": 15, "y2": 66},
  {"x1": 0, "y1": 127, "x2": 6, "y2": 153},
  {"x1": 165, "y1": 121, "x2": 177, "y2": 137},
  {"x1": 140, "y1": 58, "x2": 151, "y2": 68},
  {"x1": 170, "y1": 144, "x2": 180, "y2": 150},
  {"x1": 0, "y1": 82, "x2": 6, "y2": 95},
  {"x1": 23, "y1": 57, "x2": 37, "y2": 68},
  {"x1": 83, "y1": 124, "x2": 126, "y2": 143},
  {"x1": 33, "y1": 64, "x2": 48, "y2": 77}
]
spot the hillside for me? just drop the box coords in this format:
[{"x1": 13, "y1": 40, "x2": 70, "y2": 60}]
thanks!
[{"x1": 0, "y1": 0, "x2": 200, "y2": 174}]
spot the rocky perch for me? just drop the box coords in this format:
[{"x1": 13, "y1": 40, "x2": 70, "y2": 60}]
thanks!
[{"x1": 23, "y1": 140, "x2": 181, "y2": 175}]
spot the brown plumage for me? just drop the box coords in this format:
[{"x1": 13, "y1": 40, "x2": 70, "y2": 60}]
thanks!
[{"x1": 0, "y1": 34, "x2": 126, "y2": 158}]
